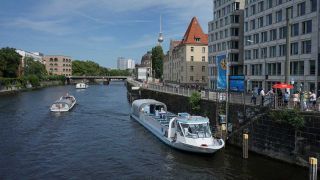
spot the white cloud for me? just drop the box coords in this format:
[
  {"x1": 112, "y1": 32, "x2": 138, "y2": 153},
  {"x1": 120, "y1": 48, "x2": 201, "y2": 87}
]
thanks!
[{"x1": 2, "y1": 18, "x2": 72, "y2": 35}]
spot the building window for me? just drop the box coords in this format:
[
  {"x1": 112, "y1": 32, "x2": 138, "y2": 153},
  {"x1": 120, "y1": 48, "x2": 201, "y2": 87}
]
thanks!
[
  {"x1": 202, "y1": 56, "x2": 205, "y2": 62},
  {"x1": 251, "y1": 4, "x2": 256, "y2": 15},
  {"x1": 258, "y1": 1, "x2": 264, "y2": 12},
  {"x1": 202, "y1": 76, "x2": 205, "y2": 82},
  {"x1": 195, "y1": 38, "x2": 200, "y2": 42},
  {"x1": 276, "y1": 10, "x2": 282, "y2": 22},
  {"x1": 297, "y1": 2, "x2": 306, "y2": 16},
  {"x1": 302, "y1": 20, "x2": 312, "y2": 34},
  {"x1": 269, "y1": 46, "x2": 276, "y2": 58},
  {"x1": 190, "y1": 76, "x2": 194, "y2": 81},
  {"x1": 267, "y1": 63, "x2": 281, "y2": 75},
  {"x1": 231, "y1": 28, "x2": 239, "y2": 36},
  {"x1": 225, "y1": 29, "x2": 228, "y2": 38},
  {"x1": 290, "y1": 61, "x2": 304, "y2": 75},
  {"x1": 301, "y1": 40, "x2": 311, "y2": 54},
  {"x1": 311, "y1": 0, "x2": 317, "y2": 12},
  {"x1": 190, "y1": 66, "x2": 194, "y2": 72},
  {"x1": 270, "y1": 29, "x2": 277, "y2": 41},
  {"x1": 267, "y1": 0, "x2": 273, "y2": 8},
  {"x1": 191, "y1": 47, "x2": 194, "y2": 52},
  {"x1": 245, "y1": 50, "x2": 251, "y2": 60},
  {"x1": 279, "y1": 26, "x2": 287, "y2": 39},
  {"x1": 261, "y1": 31, "x2": 268, "y2": 42},
  {"x1": 310, "y1": 60, "x2": 315, "y2": 75},
  {"x1": 253, "y1": 49, "x2": 259, "y2": 59},
  {"x1": 290, "y1": 42, "x2": 299, "y2": 55},
  {"x1": 253, "y1": 33, "x2": 259, "y2": 44},
  {"x1": 202, "y1": 66, "x2": 205, "y2": 72},
  {"x1": 250, "y1": 19, "x2": 256, "y2": 30},
  {"x1": 266, "y1": 14, "x2": 272, "y2": 25},
  {"x1": 251, "y1": 64, "x2": 262, "y2": 75},
  {"x1": 291, "y1": 23, "x2": 299, "y2": 36},
  {"x1": 202, "y1": 47, "x2": 205, "y2": 53},
  {"x1": 279, "y1": 44, "x2": 287, "y2": 56},
  {"x1": 245, "y1": 22, "x2": 248, "y2": 32},
  {"x1": 191, "y1": 56, "x2": 194, "y2": 61},
  {"x1": 258, "y1": 17, "x2": 264, "y2": 28},
  {"x1": 245, "y1": 8, "x2": 248, "y2": 17},
  {"x1": 261, "y1": 47, "x2": 267, "y2": 58}
]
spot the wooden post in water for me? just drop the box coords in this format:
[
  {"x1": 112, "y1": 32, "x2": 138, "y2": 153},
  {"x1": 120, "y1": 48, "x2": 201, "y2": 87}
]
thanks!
[
  {"x1": 243, "y1": 133, "x2": 249, "y2": 159},
  {"x1": 309, "y1": 157, "x2": 317, "y2": 180}
]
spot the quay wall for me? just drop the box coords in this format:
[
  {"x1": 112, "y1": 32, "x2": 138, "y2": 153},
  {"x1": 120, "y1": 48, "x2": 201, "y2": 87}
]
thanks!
[
  {"x1": 0, "y1": 80, "x2": 64, "y2": 95},
  {"x1": 126, "y1": 82, "x2": 320, "y2": 168}
]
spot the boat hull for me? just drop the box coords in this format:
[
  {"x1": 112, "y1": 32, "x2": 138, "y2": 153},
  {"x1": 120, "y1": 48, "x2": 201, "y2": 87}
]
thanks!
[
  {"x1": 131, "y1": 114, "x2": 223, "y2": 154},
  {"x1": 50, "y1": 100, "x2": 76, "y2": 112}
]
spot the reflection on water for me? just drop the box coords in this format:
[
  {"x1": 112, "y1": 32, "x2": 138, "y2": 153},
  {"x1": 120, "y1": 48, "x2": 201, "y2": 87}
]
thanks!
[{"x1": 0, "y1": 81, "x2": 308, "y2": 179}]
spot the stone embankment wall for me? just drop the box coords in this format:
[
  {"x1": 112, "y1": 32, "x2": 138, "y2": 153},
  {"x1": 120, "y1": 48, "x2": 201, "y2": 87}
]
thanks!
[
  {"x1": 127, "y1": 82, "x2": 320, "y2": 168},
  {"x1": 0, "y1": 80, "x2": 64, "y2": 95}
]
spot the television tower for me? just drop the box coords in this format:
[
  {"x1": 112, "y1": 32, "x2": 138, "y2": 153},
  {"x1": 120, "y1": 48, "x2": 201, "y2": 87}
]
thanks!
[{"x1": 157, "y1": 15, "x2": 164, "y2": 45}]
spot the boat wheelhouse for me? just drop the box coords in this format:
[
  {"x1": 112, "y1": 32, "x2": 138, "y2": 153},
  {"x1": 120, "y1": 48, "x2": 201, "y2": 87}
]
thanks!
[
  {"x1": 76, "y1": 83, "x2": 88, "y2": 89},
  {"x1": 50, "y1": 94, "x2": 76, "y2": 112},
  {"x1": 131, "y1": 99, "x2": 224, "y2": 154}
]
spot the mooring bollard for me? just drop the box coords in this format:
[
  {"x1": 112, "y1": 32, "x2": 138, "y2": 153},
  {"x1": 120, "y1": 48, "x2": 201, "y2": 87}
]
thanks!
[
  {"x1": 309, "y1": 157, "x2": 317, "y2": 180},
  {"x1": 243, "y1": 133, "x2": 248, "y2": 159}
]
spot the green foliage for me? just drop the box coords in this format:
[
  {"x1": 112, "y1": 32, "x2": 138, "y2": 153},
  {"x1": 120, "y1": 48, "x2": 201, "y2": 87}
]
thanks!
[
  {"x1": 24, "y1": 57, "x2": 47, "y2": 78},
  {"x1": 189, "y1": 92, "x2": 201, "y2": 114},
  {"x1": 0, "y1": 47, "x2": 21, "y2": 77},
  {"x1": 269, "y1": 109, "x2": 304, "y2": 129},
  {"x1": 72, "y1": 60, "x2": 132, "y2": 76},
  {"x1": 151, "y1": 46, "x2": 164, "y2": 79},
  {"x1": 26, "y1": 75, "x2": 40, "y2": 87},
  {"x1": 72, "y1": 60, "x2": 107, "y2": 76}
]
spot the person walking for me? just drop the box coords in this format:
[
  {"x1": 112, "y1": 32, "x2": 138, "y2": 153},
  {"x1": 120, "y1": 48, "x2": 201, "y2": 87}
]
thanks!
[
  {"x1": 260, "y1": 88, "x2": 265, "y2": 106},
  {"x1": 309, "y1": 91, "x2": 316, "y2": 110},
  {"x1": 251, "y1": 90, "x2": 257, "y2": 105},
  {"x1": 283, "y1": 91, "x2": 290, "y2": 107}
]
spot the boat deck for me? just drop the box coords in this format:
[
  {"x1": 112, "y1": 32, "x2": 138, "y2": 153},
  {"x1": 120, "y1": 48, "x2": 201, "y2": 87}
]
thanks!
[{"x1": 149, "y1": 112, "x2": 176, "y2": 127}]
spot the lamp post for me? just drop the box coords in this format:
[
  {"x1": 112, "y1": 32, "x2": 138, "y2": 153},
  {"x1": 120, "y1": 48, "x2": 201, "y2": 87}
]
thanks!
[{"x1": 247, "y1": 39, "x2": 267, "y2": 90}]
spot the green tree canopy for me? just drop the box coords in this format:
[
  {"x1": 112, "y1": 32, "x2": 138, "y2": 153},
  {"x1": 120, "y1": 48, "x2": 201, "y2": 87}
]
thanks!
[
  {"x1": 151, "y1": 45, "x2": 164, "y2": 79},
  {"x1": 0, "y1": 47, "x2": 21, "y2": 77},
  {"x1": 189, "y1": 92, "x2": 201, "y2": 115},
  {"x1": 24, "y1": 57, "x2": 47, "y2": 78},
  {"x1": 72, "y1": 60, "x2": 132, "y2": 76}
]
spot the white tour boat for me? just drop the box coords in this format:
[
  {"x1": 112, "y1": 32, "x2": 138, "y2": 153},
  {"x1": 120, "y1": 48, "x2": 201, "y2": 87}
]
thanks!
[
  {"x1": 131, "y1": 99, "x2": 224, "y2": 154},
  {"x1": 76, "y1": 82, "x2": 88, "y2": 89},
  {"x1": 50, "y1": 94, "x2": 77, "y2": 112}
]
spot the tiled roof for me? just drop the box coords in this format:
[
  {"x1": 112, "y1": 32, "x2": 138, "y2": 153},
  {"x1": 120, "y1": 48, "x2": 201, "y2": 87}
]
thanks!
[{"x1": 181, "y1": 17, "x2": 208, "y2": 45}]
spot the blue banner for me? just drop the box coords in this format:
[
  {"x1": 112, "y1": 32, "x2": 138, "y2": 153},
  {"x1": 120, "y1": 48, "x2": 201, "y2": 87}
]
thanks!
[
  {"x1": 216, "y1": 54, "x2": 227, "y2": 90},
  {"x1": 230, "y1": 75, "x2": 245, "y2": 92}
]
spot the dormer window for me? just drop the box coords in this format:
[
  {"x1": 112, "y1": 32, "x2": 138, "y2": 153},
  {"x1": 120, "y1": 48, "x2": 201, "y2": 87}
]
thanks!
[{"x1": 195, "y1": 38, "x2": 201, "y2": 42}]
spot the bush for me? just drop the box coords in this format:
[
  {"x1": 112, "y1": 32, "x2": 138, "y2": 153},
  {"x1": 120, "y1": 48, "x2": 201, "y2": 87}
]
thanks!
[
  {"x1": 189, "y1": 92, "x2": 201, "y2": 115},
  {"x1": 269, "y1": 109, "x2": 304, "y2": 129},
  {"x1": 26, "y1": 75, "x2": 40, "y2": 87}
]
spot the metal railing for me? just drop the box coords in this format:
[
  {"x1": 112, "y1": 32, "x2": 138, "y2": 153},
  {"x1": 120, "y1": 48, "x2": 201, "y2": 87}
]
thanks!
[{"x1": 127, "y1": 79, "x2": 320, "y2": 112}]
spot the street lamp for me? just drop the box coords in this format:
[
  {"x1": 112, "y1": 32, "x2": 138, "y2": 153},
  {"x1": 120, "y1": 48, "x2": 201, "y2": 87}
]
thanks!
[{"x1": 246, "y1": 39, "x2": 267, "y2": 90}]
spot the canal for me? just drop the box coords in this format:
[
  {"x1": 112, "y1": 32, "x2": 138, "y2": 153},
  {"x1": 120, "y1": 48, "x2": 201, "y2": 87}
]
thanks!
[{"x1": 0, "y1": 81, "x2": 308, "y2": 179}]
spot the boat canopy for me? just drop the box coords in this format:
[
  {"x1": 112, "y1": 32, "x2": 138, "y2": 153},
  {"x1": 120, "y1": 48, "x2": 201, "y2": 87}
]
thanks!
[
  {"x1": 132, "y1": 99, "x2": 167, "y2": 117},
  {"x1": 177, "y1": 116, "x2": 209, "y2": 124},
  {"x1": 53, "y1": 99, "x2": 73, "y2": 106}
]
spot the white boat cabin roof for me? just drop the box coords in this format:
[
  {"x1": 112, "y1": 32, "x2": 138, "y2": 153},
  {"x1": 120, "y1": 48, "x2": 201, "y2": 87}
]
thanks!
[{"x1": 177, "y1": 113, "x2": 209, "y2": 124}]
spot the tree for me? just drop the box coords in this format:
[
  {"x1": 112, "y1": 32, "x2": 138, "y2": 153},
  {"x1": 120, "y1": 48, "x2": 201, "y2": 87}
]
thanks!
[
  {"x1": 189, "y1": 92, "x2": 201, "y2": 115},
  {"x1": 151, "y1": 45, "x2": 164, "y2": 79},
  {"x1": 24, "y1": 57, "x2": 47, "y2": 78},
  {"x1": 0, "y1": 47, "x2": 21, "y2": 77}
]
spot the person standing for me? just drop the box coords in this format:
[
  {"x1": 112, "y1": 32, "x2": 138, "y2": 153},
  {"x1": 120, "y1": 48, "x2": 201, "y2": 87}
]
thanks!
[
  {"x1": 284, "y1": 91, "x2": 290, "y2": 107},
  {"x1": 260, "y1": 88, "x2": 265, "y2": 106},
  {"x1": 309, "y1": 91, "x2": 317, "y2": 110}
]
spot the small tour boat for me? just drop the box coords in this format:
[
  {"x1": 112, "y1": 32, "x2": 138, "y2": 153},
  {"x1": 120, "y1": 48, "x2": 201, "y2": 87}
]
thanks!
[
  {"x1": 131, "y1": 99, "x2": 224, "y2": 154},
  {"x1": 76, "y1": 82, "x2": 88, "y2": 89},
  {"x1": 50, "y1": 94, "x2": 77, "y2": 112}
]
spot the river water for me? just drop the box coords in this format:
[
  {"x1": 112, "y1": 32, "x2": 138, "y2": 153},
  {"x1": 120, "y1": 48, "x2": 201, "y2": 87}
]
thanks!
[{"x1": 0, "y1": 81, "x2": 308, "y2": 179}]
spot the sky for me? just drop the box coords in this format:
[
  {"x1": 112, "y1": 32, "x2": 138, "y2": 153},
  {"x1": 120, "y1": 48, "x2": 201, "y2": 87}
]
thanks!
[{"x1": 0, "y1": 0, "x2": 213, "y2": 68}]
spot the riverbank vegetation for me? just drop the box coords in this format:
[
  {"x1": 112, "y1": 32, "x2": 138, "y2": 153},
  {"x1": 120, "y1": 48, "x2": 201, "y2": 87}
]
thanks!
[{"x1": 72, "y1": 60, "x2": 132, "y2": 76}]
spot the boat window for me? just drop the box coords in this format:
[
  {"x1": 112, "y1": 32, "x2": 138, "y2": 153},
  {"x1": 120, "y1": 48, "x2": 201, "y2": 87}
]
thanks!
[
  {"x1": 177, "y1": 123, "x2": 184, "y2": 136},
  {"x1": 181, "y1": 123, "x2": 212, "y2": 138}
]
